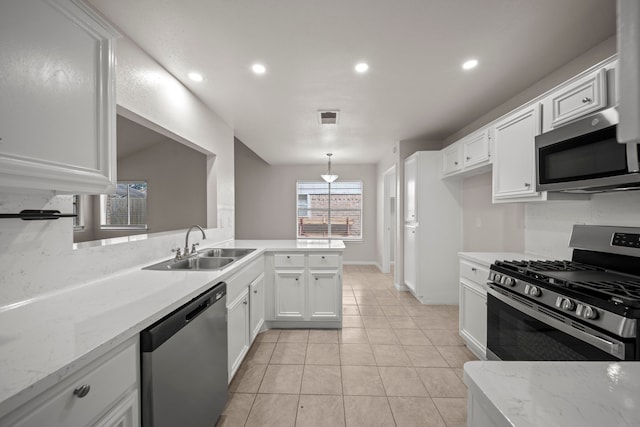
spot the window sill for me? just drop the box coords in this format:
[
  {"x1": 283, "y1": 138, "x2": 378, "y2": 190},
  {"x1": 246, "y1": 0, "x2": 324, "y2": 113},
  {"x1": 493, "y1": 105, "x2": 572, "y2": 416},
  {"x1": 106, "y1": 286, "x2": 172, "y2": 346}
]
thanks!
[{"x1": 100, "y1": 225, "x2": 148, "y2": 231}]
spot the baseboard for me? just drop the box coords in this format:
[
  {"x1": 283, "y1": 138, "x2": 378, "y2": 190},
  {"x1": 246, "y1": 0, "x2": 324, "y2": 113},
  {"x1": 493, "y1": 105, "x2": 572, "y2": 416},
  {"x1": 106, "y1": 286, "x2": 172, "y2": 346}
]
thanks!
[
  {"x1": 342, "y1": 261, "x2": 378, "y2": 266},
  {"x1": 394, "y1": 282, "x2": 409, "y2": 291}
]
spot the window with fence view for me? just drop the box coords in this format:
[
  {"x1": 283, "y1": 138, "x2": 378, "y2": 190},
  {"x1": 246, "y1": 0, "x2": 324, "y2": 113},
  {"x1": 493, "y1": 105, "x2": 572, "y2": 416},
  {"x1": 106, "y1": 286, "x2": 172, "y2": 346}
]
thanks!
[
  {"x1": 296, "y1": 181, "x2": 363, "y2": 240},
  {"x1": 100, "y1": 182, "x2": 148, "y2": 229}
]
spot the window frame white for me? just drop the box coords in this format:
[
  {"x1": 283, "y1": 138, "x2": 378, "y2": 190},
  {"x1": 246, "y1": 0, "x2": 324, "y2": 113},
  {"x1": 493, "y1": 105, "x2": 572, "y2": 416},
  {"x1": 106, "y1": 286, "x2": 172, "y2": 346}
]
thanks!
[
  {"x1": 100, "y1": 181, "x2": 149, "y2": 230},
  {"x1": 295, "y1": 180, "x2": 363, "y2": 241}
]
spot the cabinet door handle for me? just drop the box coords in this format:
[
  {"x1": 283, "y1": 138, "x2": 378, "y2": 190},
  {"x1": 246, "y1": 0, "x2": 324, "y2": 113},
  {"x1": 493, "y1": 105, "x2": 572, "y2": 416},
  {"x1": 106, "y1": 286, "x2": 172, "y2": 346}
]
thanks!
[
  {"x1": 582, "y1": 97, "x2": 592, "y2": 103},
  {"x1": 295, "y1": 277, "x2": 299, "y2": 281},
  {"x1": 287, "y1": 255, "x2": 290, "y2": 259},
  {"x1": 315, "y1": 277, "x2": 318, "y2": 281},
  {"x1": 471, "y1": 267, "x2": 477, "y2": 272},
  {"x1": 243, "y1": 300, "x2": 248, "y2": 305},
  {"x1": 253, "y1": 289, "x2": 258, "y2": 294},
  {"x1": 466, "y1": 156, "x2": 471, "y2": 160},
  {"x1": 454, "y1": 161, "x2": 458, "y2": 165},
  {"x1": 321, "y1": 256, "x2": 325, "y2": 259},
  {"x1": 73, "y1": 384, "x2": 91, "y2": 398},
  {"x1": 524, "y1": 182, "x2": 531, "y2": 188}
]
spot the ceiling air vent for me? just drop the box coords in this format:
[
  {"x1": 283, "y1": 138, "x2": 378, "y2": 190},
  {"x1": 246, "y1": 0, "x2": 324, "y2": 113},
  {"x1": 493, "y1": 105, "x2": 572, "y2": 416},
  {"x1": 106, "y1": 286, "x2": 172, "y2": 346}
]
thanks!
[{"x1": 318, "y1": 110, "x2": 339, "y2": 125}]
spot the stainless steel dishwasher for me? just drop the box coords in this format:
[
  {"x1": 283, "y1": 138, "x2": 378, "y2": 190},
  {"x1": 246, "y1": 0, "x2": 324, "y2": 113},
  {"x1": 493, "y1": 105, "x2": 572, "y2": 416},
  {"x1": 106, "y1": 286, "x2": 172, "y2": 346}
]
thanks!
[{"x1": 141, "y1": 282, "x2": 228, "y2": 427}]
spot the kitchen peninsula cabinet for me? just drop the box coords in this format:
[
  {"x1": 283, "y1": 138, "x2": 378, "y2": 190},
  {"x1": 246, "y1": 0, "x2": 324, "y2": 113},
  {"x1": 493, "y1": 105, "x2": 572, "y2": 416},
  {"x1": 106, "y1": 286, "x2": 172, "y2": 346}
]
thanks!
[
  {"x1": 0, "y1": 0, "x2": 119, "y2": 194},
  {"x1": 266, "y1": 251, "x2": 342, "y2": 328}
]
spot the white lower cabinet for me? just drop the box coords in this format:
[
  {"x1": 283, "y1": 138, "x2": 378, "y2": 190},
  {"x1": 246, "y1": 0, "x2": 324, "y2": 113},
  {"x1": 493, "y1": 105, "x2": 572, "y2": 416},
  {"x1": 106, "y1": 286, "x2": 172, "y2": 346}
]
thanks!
[
  {"x1": 249, "y1": 273, "x2": 266, "y2": 341},
  {"x1": 274, "y1": 270, "x2": 306, "y2": 319},
  {"x1": 227, "y1": 288, "x2": 250, "y2": 380},
  {"x1": 459, "y1": 259, "x2": 490, "y2": 360},
  {"x1": 2, "y1": 339, "x2": 139, "y2": 427},
  {"x1": 308, "y1": 270, "x2": 340, "y2": 319},
  {"x1": 403, "y1": 225, "x2": 417, "y2": 293},
  {"x1": 267, "y1": 252, "x2": 342, "y2": 326}
]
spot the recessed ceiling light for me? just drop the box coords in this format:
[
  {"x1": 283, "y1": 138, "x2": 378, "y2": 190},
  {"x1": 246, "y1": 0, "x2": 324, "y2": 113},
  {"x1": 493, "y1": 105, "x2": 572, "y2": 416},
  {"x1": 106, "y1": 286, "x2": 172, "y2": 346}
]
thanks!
[
  {"x1": 188, "y1": 72, "x2": 203, "y2": 82},
  {"x1": 252, "y1": 63, "x2": 266, "y2": 74},
  {"x1": 355, "y1": 62, "x2": 369, "y2": 73},
  {"x1": 462, "y1": 59, "x2": 479, "y2": 70}
]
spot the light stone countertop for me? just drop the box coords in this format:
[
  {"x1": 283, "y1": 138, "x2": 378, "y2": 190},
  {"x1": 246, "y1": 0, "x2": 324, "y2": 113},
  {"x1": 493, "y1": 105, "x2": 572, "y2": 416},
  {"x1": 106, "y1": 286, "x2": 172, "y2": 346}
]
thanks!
[
  {"x1": 458, "y1": 252, "x2": 548, "y2": 267},
  {"x1": 464, "y1": 361, "x2": 640, "y2": 427},
  {"x1": 0, "y1": 239, "x2": 344, "y2": 418}
]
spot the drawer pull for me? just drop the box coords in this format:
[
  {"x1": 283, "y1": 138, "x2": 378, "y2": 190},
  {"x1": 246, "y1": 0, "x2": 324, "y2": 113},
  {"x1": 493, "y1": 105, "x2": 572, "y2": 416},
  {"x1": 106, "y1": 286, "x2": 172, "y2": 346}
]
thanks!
[
  {"x1": 321, "y1": 256, "x2": 325, "y2": 259},
  {"x1": 287, "y1": 255, "x2": 290, "y2": 259},
  {"x1": 295, "y1": 277, "x2": 299, "y2": 281},
  {"x1": 582, "y1": 97, "x2": 592, "y2": 103},
  {"x1": 315, "y1": 277, "x2": 318, "y2": 280},
  {"x1": 471, "y1": 267, "x2": 477, "y2": 272},
  {"x1": 466, "y1": 156, "x2": 471, "y2": 160},
  {"x1": 243, "y1": 300, "x2": 248, "y2": 305},
  {"x1": 253, "y1": 289, "x2": 258, "y2": 294},
  {"x1": 73, "y1": 384, "x2": 91, "y2": 398},
  {"x1": 454, "y1": 161, "x2": 459, "y2": 165}
]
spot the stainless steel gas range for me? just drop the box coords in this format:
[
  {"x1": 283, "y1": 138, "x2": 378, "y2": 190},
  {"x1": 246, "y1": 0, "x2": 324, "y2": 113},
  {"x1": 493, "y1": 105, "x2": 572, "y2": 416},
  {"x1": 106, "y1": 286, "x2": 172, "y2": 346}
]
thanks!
[{"x1": 486, "y1": 225, "x2": 640, "y2": 361}]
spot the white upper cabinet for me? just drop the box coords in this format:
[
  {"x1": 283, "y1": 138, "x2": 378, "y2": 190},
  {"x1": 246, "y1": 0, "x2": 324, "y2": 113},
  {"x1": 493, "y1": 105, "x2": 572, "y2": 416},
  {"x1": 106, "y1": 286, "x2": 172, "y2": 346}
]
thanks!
[
  {"x1": 442, "y1": 129, "x2": 491, "y2": 178},
  {"x1": 492, "y1": 104, "x2": 545, "y2": 202},
  {"x1": 463, "y1": 129, "x2": 491, "y2": 169},
  {"x1": 404, "y1": 155, "x2": 418, "y2": 222},
  {"x1": 543, "y1": 68, "x2": 608, "y2": 131},
  {"x1": 442, "y1": 143, "x2": 463, "y2": 176},
  {"x1": 0, "y1": 0, "x2": 119, "y2": 194}
]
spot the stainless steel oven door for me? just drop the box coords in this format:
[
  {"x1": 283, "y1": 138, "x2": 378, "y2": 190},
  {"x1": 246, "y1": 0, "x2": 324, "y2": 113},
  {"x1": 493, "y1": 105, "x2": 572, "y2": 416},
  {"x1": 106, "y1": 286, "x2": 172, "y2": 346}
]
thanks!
[{"x1": 486, "y1": 286, "x2": 631, "y2": 361}]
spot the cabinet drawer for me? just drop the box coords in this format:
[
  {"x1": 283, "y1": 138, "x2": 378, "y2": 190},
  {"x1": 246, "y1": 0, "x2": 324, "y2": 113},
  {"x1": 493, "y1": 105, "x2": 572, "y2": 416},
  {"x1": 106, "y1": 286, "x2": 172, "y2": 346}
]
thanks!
[
  {"x1": 13, "y1": 342, "x2": 137, "y2": 427},
  {"x1": 274, "y1": 254, "x2": 305, "y2": 268},
  {"x1": 550, "y1": 68, "x2": 607, "y2": 128},
  {"x1": 308, "y1": 254, "x2": 339, "y2": 268},
  {"x1": 460, "y1": 261, "x2": 490, "y2": 285}
]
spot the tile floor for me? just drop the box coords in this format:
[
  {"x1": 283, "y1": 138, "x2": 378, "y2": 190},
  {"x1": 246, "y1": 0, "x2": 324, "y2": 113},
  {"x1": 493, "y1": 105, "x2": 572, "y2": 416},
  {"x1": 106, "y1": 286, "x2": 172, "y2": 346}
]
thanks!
[{"x1": 217, "y1": 265, "x2": 477, "y2": 427}]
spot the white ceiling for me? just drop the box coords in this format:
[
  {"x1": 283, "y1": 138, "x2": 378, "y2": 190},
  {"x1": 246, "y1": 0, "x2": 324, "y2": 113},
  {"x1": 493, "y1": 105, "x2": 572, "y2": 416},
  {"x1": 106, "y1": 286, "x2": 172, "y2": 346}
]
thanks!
[{"x1": 89, "y1": 0, "x2": 615, "y2": 165}]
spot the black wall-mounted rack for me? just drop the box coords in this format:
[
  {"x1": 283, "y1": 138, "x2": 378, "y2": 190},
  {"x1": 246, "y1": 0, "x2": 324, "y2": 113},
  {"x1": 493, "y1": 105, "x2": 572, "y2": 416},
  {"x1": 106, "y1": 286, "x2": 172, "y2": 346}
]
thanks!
[{"x1": 0, "y1": 210, "x2": 78, "y2": 221}]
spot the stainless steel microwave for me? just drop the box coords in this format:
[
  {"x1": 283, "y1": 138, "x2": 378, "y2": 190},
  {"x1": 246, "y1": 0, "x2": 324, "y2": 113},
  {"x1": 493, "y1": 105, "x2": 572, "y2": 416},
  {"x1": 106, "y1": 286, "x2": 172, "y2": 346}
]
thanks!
[{"x1": 535, "y1": 107, "x2": 640, "y2": 193}]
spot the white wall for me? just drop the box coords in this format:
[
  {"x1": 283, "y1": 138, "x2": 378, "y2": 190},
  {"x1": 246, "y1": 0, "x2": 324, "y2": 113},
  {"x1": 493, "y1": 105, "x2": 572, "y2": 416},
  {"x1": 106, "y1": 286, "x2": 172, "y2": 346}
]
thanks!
[
  {"x1": 0, "y1": 37, "x2": 234, "y2": 307},
  {"x1": 526, "y1": 192, "x2": 640, "y2": 259},
  {"x1": 235, "y1": 140, "x2": 377, "y2": 264}
]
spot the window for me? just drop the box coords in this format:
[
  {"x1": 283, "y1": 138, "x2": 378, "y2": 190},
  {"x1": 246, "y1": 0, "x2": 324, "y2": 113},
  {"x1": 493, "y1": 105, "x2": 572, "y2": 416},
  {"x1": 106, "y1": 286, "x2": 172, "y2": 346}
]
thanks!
[
  {"x1": 72, "y1": 195, "x2": 83, "y2": 230},
  {"x1": 296, "y1": 181, "x2": 363, "y2": 240},
  {"x1": 100, "y1": 182, "x2": 148, "y2": 229}
]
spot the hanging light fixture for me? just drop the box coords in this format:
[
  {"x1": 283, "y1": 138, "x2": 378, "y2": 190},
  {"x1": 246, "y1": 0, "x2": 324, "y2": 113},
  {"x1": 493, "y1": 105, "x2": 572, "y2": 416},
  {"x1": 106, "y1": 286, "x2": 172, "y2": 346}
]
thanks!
[{"x1": 321, "y1": 153, "x2": 339, "y2": 183}]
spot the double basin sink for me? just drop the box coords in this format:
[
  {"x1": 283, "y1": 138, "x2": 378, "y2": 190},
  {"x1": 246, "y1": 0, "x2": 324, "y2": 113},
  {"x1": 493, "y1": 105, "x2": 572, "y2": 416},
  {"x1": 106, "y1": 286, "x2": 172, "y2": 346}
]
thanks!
[{"x1": 144, "y1": 248, "x2": 256, "y2": 271}]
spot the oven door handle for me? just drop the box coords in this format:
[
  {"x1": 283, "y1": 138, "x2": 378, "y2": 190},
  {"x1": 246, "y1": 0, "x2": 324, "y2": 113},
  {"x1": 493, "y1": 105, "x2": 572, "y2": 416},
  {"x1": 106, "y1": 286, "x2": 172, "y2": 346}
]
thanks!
[{"x1": 487, "y1": 287, "x2": 625, "y2": 359}]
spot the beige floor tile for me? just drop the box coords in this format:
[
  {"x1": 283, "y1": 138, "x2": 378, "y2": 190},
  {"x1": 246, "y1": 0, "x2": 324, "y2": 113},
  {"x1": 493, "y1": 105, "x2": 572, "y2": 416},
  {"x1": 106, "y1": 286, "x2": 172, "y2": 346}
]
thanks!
[
  {"x1": 353, "y1": 289, "x2": 375, "y2": 296},
  {"x1": 343, "y1": 305, "x2": 360, "y2": 315},
  {"x1": 340, "y1": 343, "x2": 376, "y2": 366},
  {"x1": 258, "y1": 364, "x2": 304, "y2": 394},
  {"x1": 244, "y1": 341, "x2": 275, "y2": 364},
  {"x1": 381, "y1": 305, "x2": 408, "y2": 316},
  {"x1": 388, "y1": 316, "x2": 419, "y2": 329},
  {"x1": 308, "y1": 329, "x2": 339, "y2": 343},
  {"x1": 379, "y1": 367, "x2": 428, "y2": 397},
  {"x1": 422, "y1": 330, "x2": 465, "y2": 346},
  {"x1": 343, "y1": 296, "x2": 357, "y2": 305},
  {"x1": 414, "y1": 316, "x2": 459, "y2": 330},
  {"x1": 404, "y1": 346, "x2": 449, "y2": 368},
  {"x1": 371, "y1": 344, "x2": 412, "y2": 366},
  {"x1": 394, "y1": 329, "x2": 432, "y2": 346},
  {"x1": 358, "y1": 305, "x2": 386, "y2": 316},
  {"x1": 245, "y1": 394, "x2": 299, "y2": 427},
  {"x1": 255, "y1": 329, "x2": 280, "y2": 343},
  {"x1": 416, "y1": 368, "x2": 467, "y2": 397},
  {"x1": 387, "y1": 396, "x2": 447, "y2": 427},
  {"x1": 436, "y1": 346, "x2": 477, "y2": 368},
  {"x1": 362, "y1": 316, "x2": 392, "y2": 329},
  {"x1": 278, "y1": 329, "x2": 310, "y2": 342},
  {"x1": 301, "y1": 364, "x2": 343, "y2": 395},
  {"x1": 453, "y1": 368, "x2": 465, "y2": 382},
  {"x1": 305, "y1": 343, "x2": 341, "y2": 365},
  {"x1": 343, "y1": 316, "x2": 365, "y2": 328},
  {"x1": 432, "y1": 398, "x2": 467, "y2": 426},
  {"x1": 270, "y1": 342, "x2": 307, "y2": 364},
  {"x1": 339, "y1": 327, "x2": 369, "y2": 343},
  {"x1": 355, "y1": 295, "x2": 380, "y2": 305},
  {"x1": 217, "y1": 393, "x2": 256, "y2": 427},
  {"x1": 376, "y1": 297, "x2": 401, "y2": 306},
  {"x1": 296, "y1": 395, "x2": 345, "y2": 427},
  {"x1": 229, "y1": 363, "x2": 267, "y2": 393},
  {"x1": 366, "y1": 328, "x2": 400, "y2": 345},
  {"x1": 341, "y1": 365, "x2": 386, "y2": 396},
  {"x1": 343, "y1": 396, "x2": 396, "y2": 427}
]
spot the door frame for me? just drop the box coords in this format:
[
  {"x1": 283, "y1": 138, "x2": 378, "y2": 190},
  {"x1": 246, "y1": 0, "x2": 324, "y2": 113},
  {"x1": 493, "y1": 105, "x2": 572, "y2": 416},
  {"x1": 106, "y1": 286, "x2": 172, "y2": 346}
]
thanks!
[{"x1": 381, "y1": 165, "x2": 396, "y2": 274}]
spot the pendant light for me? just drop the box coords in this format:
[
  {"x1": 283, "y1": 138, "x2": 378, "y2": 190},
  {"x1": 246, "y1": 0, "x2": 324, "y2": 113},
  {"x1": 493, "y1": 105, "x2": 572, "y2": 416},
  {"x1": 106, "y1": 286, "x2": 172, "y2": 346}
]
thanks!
[{"x1": 321, "y1": 153, "x2": 339, "y2": 183}]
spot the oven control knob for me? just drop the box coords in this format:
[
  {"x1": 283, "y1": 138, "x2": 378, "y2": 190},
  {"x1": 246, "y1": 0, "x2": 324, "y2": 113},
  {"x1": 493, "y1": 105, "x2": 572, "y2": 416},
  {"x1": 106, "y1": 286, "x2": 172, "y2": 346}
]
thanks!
[
  {"x1": 528, "y1": 286, "x2": 541, "y2": 297},
  {"x1": 561, "y1": 299, "x2": 576, "y2": 311},
  {"x1": 582, "y1": 305, "x2": 598, "y2": 320},
  {"x1": 504, "y1": 277, "x2": 515, "y2": 287},
  {"x1": 494, "y1": 274, "x2": 502, "y2": 283}
]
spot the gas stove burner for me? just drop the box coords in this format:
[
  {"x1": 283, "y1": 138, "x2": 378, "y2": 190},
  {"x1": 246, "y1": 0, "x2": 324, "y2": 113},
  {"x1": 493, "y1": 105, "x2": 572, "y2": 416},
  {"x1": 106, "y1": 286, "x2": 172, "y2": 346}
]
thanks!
[{"x1": 495, "y1": 260, "x2": 602, "y2": 273}]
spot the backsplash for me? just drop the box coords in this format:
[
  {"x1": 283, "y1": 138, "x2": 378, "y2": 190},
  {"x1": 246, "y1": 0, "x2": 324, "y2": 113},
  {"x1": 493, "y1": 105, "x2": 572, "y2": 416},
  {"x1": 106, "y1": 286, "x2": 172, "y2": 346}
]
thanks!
[
  {"x1": 525, "y1": 191, "x2": 640, "y2": 259},
  {"x1": 0, "y1": 192, "x2": 234, "y2": 308}
]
